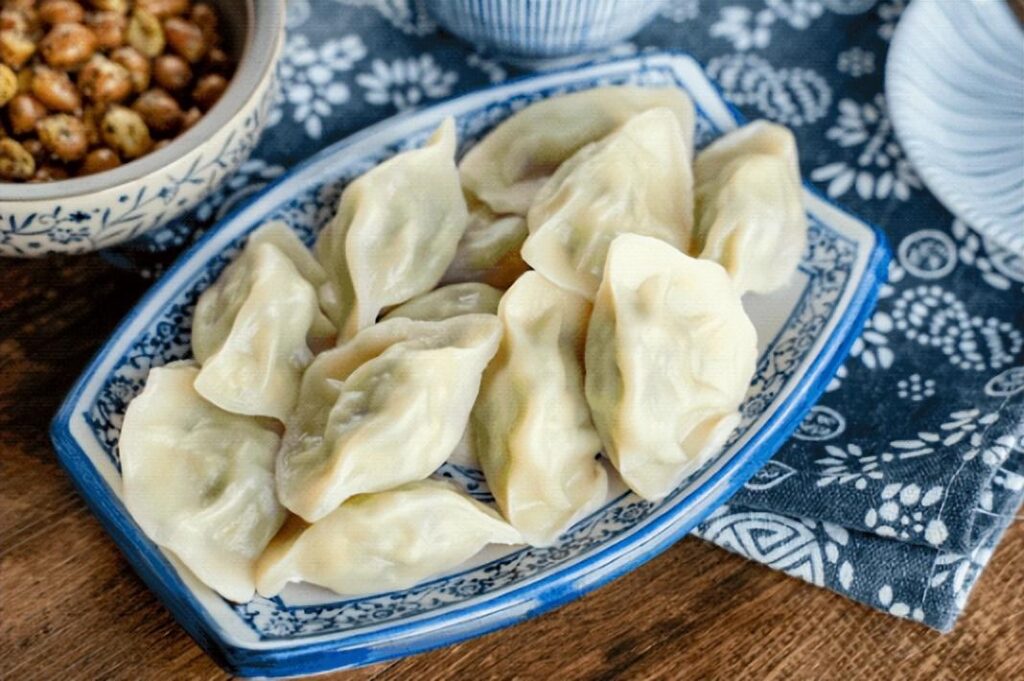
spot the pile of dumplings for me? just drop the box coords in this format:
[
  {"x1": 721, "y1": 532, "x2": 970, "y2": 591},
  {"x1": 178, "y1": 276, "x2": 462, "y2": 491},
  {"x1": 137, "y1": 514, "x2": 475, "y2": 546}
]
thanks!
[{"x1": 119, "y1": 85, "x2": 808, "y2": 604}]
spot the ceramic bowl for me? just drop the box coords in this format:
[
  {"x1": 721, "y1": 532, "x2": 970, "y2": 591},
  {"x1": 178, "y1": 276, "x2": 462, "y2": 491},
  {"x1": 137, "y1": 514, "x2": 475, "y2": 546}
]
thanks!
[
  {"x1": 887, "y1": 0, "x2": 1024, "y2": 254},
  {"x1": 51, "y1": 53, "x2": 890, "y2": 676},
  {"x1": 0, "y1": 0, "x2": 284, "y2": 257},
  {"x1": 425, "y1": 0, "x2": 670, "y2": 60}
]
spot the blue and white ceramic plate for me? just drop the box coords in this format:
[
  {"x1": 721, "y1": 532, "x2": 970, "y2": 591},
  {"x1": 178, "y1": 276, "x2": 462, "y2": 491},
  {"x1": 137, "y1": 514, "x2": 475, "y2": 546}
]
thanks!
[{"x1": 51, "y1": 53, "x2": 889, "y2": 677}]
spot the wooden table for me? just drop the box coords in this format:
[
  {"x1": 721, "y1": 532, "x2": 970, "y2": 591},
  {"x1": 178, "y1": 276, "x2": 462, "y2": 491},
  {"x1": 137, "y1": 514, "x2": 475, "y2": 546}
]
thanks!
[{"x1": 2, "y1": 257, "x2": 1021, "y2": 680}]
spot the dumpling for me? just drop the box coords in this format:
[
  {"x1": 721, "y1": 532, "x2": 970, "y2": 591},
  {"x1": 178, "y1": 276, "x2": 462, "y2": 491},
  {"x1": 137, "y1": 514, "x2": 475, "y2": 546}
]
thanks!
[
  {"x1": 472, "y1": 272, "x2": 607, "y2": 546},
  {"x1": 693, "y1": 121, "x2": 807, "y2": 294},
  {"x1": 692, "y1": 120, "x2": 800, "y2": 183},
  {"x1": 120, "y1": 361, "x2": 286, "y2": 603},
  {"x1": 441, "y1": 197, "x2": 529, "y2": 289},
  {"x1": 277, "y1": 314, "x2": 502, "y2": 522},
  {"x1": 192, "y1": 239, "x2": 331, "y2": 421},
  {"x1": 247, "y1": 220, "x2": 341, "y2": 335},
  {"x1": 460, "y1": 85, "x2": 696, "y2": 215},
  {"x1": 315, "y1": 118, "x2": 469, "y2": 340},
  {"x1": 256, "y1": 480, "x2": 521, "y2": 597},
  {"x1": 383, "y1": 282, "x2": 503, "y2": 322},
  {"x1": 521, "y1": 108, "x2": 694, "y2": 300},
  {"x1": 584, "y1": 234, "x2": 757, "y2": 501}
]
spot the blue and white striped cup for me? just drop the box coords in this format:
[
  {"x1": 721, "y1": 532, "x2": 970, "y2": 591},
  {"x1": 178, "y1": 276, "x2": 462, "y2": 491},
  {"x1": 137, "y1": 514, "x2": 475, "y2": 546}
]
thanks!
[{"x1": 425, "y1": 0, "x2": 670, "y2": 60}]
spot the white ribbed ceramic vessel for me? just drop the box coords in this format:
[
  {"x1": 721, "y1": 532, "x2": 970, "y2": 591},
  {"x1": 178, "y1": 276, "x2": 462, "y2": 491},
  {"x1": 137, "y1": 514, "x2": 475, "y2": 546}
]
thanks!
[
  {"x1": 887, "y1": 0, "x2": 1024, "y2": 253},
  {"x1": 425, "y1": 0, "x2": 669, "y2": 60}
]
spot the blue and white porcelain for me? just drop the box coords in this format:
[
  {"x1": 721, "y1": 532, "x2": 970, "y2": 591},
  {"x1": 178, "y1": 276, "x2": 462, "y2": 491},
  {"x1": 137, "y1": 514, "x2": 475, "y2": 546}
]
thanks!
[
  {"x1": 50, "y1": 53, "x2": 889, "y2": 677},
  {"x1": 425, "y1": 0, "x2": 670, "y2": 60},
  {"x1": 0, "y1": 0, "x2": 284, "y2": 258},
  {"x1": 886, "y1": 0, "x2": 1024, "y2": 254}
]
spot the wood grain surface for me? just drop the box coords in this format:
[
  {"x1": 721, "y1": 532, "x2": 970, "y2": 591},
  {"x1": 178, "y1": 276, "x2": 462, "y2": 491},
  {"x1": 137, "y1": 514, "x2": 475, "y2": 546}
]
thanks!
[{"x1": 2, "y1": 256, "x2": 1021, "y2": 681}]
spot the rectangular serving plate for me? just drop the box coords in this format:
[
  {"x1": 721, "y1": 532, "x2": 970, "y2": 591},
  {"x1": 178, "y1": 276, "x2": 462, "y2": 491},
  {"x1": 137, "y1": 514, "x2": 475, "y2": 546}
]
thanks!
[{"x1": 51, "y1": 52, "x2": 890, "y2": 677}]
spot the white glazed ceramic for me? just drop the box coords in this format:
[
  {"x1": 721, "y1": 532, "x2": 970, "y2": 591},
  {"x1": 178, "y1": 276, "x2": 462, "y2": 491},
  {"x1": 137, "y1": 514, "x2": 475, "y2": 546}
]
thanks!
[
  {"x1": 51, "y1": 54, "x2": 889, "y2": 677},
  {"x1": 887, "y1": 0, "x2": 1024, "y2": 254},
  {"x1": 425, "y1": 0, "x2": 670, "y2": 60},
  {"x1": 0, "y1": 0, "x2": 284, "y2": 257}
]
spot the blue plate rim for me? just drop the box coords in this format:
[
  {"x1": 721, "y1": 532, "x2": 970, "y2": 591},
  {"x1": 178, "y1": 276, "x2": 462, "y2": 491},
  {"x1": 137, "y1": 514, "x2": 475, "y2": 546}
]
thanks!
[{"x1": 50, "y1": 50, "x2": 892, "y2": 677}]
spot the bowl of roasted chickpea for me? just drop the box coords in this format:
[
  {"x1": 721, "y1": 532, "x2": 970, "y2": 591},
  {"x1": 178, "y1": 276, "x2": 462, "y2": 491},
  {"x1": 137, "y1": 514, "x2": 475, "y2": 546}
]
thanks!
[{"x1": 0, "y1": 0, "x2": 283, "y2": 256}]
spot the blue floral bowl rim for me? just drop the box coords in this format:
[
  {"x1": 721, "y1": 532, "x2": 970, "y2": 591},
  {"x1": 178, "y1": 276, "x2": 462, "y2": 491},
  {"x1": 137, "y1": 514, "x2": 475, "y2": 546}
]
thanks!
[{"x1": 50, "y1": 51, "x2": 891, "y2": 677}]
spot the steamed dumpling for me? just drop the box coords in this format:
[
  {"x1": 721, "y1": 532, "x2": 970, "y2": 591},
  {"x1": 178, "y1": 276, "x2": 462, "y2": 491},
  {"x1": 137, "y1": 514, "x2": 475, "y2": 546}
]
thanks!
[
  {"x1": 522, "y1": 108, "x2": 695, "y2": 300},
  {"x1": 315, "y1": 118, "x2": 469, "y2": 340},
  {"x1": 192, "y1": 237, "x2": 332, "y2": 421},
  {"x1": 693, "y1": 121, "x2": 807, "y2": 294},
  {"x1": 256, "y1": 480, "x2": 521, "y2": 597},
  {"x1": 383, "y1": 282, "x2": 503, "y2": 322},
  {"x1": 441, "y1": 198, "x2": 529, "y2": 289},
  {"x1": 277, "y1": 314, "x2": 502, "y2": 522},
  {"x1": 472, "y1": 272, "x2": 607, "y2": 546},
  {"x1": 248, "y1": 220, "x2": 342, "y2": 333},
  {"x1": 585, "y1": 234, "x2": 757, "y2": 501},
  {"x1": 120, "y1": 361, "x2": 287, "y2": 602},
  {"x1": 460, "y1": 85, "x2": 696, "y2": 215}
]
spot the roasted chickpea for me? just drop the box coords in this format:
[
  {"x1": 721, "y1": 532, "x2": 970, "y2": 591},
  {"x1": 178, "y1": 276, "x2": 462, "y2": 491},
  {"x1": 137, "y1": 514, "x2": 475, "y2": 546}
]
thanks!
[
  {"x1": 126, "y1": 8, "x2": 162, "y2": 57},
  {"x1": 131, "y1": 86, "x2": 180, "y2": 134},
  {"x1": 39, "y1": 22, "x2": 98, "y2": 68},
  {"x1": 30, "y1": 163, "x2": 70, "y2": 182},
  {"x1": 151, "y1": 137, "x2": 170, "y2": 151},
  {"x1": 38, "y1": 0, "x2": 84, "y2": 25},
  {"x1": 151, "y1": 51, "x2": 187, "y2": 90},
  {"x1": 192, "y1": 72, "x2": 224, "y2": 110},
  {"x1": 180, "y1": 103, "x2": 199, "y2": 129},
  {"x1": 87, "y1": 10, "x2": 125, "y2": 49},
  {"x1": 78, "y1": 53, "x2": 130, "y2": 103},
  {"x1": 1, "y1": 8, "x2": 31, "y2": 33},
  {"x1": 100, "y1": 104, "x2": 150, "y2": 158},
  {"x1": 190, "y1": 3, "x2": 217, "y2": 44},
  {"x1": 163, "y1": 16, "x2": 203, "y2": 62},
  {"x1": 0, "y1": 29, "x2": 37, "y2": 68},
  {"x1": 109, "y1": 44, "x2": 147, "y2": 91},
  {"x1": 0, "y1": 136, "x2": 35, "y2": 180},
  {"x1": 36, "y1": 112, "x2": 88, "y2": 161},
  {"x1": 7, "y1": 93, "x2": 46, "y2": 134},
  {"x1": 204, "y1": 45, "x2": 228, "y2": 73},
  {"x1": 0, "y1": 61, "x2": 15, "y2": 105},
  {"x1": 30, "y1": 64, "x2": 79, "y2": 111},
  {"x1": 88, "y1": 0, "x2": 128, "y2": 13},
  {"x1": 80, "y1": 146, "x2": 119, "y2": 174},
  {"x1": 137, "y1": 0, "x2": 187, "y2": 19}
]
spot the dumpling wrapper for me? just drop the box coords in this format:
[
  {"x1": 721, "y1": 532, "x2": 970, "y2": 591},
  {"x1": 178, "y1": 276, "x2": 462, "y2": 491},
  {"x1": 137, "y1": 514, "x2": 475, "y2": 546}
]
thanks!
[
  {"x1": 256, "y1": 480, "x2": 521, "y2": 597},
  {"x1": 192, "y1": 239, "x2": 331, "y2": 421},
  {"x1": 460, "y1": 85, "x2": 696, "y2": 215},
  {"x1": 315, "y1": 117, "x2": 469, "y2": 340},
  {"x1": 522, "y1": 107, "x2": 695, "y2": 300},
  {"x1": 472, "y1": 272, "x2": 607, "y2": 547},
  {"x1": 585, "y1": 234, "x2": 757, "y2": 501},
  {"x1": 248, "y1": 220, "x2": 341, "y2": 335},
  {"x1": 120, "y1": 361, "x2": 286, "y2": 603},
  {"x1": 693, "y1": 121, "x2": 807, "y2": 294},
  {"x1": 383, "y1": 282, "x2": 502, "y2": 322},
  {"x1": 277, "y1": 314, "x2": 502, "y2": 522},
  {"x1": 441, "y1": 197, "x2": 529, "y2": 289}
]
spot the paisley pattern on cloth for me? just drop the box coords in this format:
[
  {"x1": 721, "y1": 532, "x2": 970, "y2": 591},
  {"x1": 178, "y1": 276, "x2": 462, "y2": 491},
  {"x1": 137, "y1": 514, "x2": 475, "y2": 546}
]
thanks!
[{"x1": 117, "y1": 0, "x2": 1023, "y2": 631}]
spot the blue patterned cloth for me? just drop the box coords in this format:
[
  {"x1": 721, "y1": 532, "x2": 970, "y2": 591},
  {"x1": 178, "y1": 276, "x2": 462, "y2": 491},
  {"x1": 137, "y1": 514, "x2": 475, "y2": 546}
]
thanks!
[{"x1": 124, "y1": 0, "x2": 1024, "y2": 631}]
